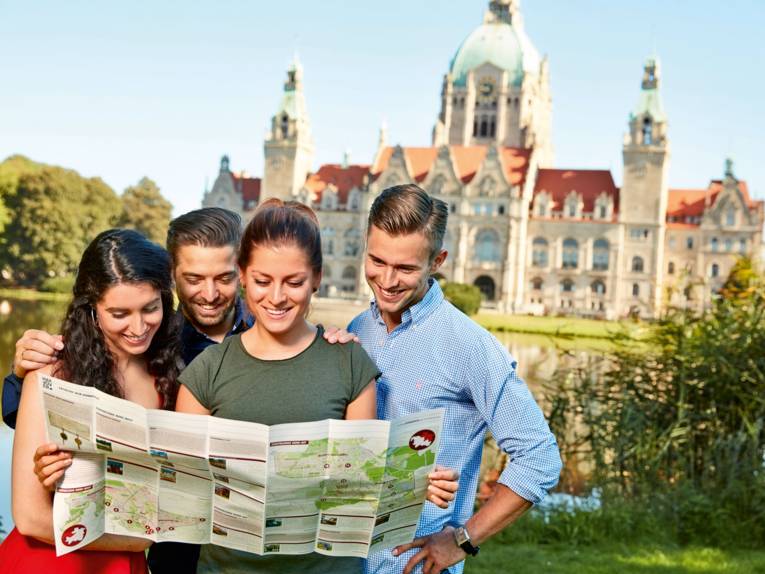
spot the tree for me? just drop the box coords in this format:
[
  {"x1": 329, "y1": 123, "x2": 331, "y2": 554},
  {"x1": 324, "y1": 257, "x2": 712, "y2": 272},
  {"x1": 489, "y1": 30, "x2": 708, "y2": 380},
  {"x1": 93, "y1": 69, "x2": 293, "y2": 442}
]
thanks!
[
  {"x1": 719, "y1": 256, "x2": 761, "y2": 301},
  {"x1": 441, "y1": 281, "x2": 482, "y2": 315},
  {"x1": 0, "y1": 164, "x2": 121, "y2": 285},
  {"x1": 118, "y1": 177, "x2": 173, "y2": 244}
]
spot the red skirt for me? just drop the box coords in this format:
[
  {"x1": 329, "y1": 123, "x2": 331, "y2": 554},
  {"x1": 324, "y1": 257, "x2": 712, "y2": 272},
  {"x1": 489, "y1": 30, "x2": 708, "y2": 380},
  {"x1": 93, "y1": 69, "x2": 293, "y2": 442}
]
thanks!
[{"x1": 0, "y1": 527, "x2": 147, "y2": 573}]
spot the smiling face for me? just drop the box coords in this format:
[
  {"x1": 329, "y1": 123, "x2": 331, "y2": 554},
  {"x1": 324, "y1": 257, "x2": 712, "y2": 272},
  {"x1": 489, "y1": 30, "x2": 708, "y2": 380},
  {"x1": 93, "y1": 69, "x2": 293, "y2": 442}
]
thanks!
[
  {"x1": 240, "y1": 242, "x2": 321, "y2": 339},
  {"x1": 95, "y1": 282, "x2": 163, "y2": 360},
  {"x1": 173, "y1": 244, "x2": 239, "y2": 336},
  {"x1": 365, "y1": 225, "x2": 446, "y2": 331}
]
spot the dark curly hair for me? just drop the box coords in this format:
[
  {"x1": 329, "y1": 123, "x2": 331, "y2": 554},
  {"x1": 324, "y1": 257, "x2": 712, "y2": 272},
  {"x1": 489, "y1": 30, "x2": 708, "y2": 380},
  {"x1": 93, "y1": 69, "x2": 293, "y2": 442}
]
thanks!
[{"x1": 54, "y1": 229, "x2": 182, "y2": 410}]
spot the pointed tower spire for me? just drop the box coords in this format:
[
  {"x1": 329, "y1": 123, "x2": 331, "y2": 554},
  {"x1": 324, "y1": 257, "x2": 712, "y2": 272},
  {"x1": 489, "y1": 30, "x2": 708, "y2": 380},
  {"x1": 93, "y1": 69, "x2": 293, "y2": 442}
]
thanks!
[
  {"x1": 263, "y1": 57, "x2": 315, "y2": 201},
  {"x1": 484, "y1": 0, "x2": 521, "y2": 26}
]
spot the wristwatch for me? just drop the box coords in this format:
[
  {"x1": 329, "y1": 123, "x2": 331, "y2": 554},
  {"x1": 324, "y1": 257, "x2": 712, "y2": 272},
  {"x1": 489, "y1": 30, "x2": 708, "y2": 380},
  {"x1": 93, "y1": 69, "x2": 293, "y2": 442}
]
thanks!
[{"x1": 453, "y1": 526, "x2": 480, "y2": 556}]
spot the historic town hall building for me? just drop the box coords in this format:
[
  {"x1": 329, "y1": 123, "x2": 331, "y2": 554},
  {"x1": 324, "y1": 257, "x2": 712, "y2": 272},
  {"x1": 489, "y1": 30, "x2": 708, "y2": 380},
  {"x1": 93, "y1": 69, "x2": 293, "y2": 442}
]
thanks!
[{"x1": 202, "y1": 0, "x2": 763, "y2": 318}]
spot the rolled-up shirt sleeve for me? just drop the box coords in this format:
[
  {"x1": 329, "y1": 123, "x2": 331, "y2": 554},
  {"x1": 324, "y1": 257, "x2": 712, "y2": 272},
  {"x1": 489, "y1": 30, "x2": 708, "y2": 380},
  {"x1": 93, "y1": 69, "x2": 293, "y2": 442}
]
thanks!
[{"x1": 466, "y1": 332, "x2": 562, "y2": 504}]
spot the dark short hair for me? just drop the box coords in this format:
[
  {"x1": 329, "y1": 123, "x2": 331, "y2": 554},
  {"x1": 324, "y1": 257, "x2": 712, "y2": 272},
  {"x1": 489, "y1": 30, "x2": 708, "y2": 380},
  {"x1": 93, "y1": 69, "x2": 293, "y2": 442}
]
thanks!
[
  {"x1": 367, "y1": 184, "x2": 448, "y2": 260},
  {"x1": 238, "y1": 198, "x2": 322, "y2": 275},
  {"x1": 166, "y1": 207, "x2": 242, "y2": 264}
]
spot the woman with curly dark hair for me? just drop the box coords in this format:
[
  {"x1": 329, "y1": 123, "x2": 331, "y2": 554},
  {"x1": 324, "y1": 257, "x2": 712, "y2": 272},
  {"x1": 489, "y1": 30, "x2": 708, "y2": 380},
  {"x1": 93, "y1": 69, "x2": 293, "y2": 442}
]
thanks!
[{"x1": 0, "y1": 228, "x2": 181, "y2": 573}]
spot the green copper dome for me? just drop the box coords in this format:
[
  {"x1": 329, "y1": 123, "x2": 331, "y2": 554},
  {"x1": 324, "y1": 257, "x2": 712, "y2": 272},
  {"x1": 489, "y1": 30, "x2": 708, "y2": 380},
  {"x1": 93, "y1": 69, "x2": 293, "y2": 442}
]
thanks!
[{"x1": 449, "y1": 22, "x2": 540, "y2": 87}]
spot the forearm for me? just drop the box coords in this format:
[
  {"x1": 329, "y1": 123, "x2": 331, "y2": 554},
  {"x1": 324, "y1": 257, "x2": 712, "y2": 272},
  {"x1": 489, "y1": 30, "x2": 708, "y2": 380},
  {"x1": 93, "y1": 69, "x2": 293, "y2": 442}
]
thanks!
[
  {"x1": 464, "y1": 484, "x2": 532, "y2": 545},
  {"x1": 84, "y1": 533, "x2": 152, "y2": 552}
]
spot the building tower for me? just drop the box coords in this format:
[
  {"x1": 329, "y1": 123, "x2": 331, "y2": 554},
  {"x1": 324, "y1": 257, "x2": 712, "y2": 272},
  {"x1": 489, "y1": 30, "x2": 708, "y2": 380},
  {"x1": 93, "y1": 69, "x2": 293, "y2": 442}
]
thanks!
[
  {"x1": 619, "y1": 58, "x2": 670, "y2": 316},
  {"x1": 432, "y1": 0, "x2": 553, "y2": 166},
  {"x1": 262, "y1": 57, "x2": 315, "y2": 201}
]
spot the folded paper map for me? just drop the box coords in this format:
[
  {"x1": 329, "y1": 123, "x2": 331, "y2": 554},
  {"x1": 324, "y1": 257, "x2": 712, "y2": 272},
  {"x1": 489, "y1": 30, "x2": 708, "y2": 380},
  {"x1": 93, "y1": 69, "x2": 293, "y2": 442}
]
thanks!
[{"x1": 38, "y1": 373, "x2": 444, "y2": 558}]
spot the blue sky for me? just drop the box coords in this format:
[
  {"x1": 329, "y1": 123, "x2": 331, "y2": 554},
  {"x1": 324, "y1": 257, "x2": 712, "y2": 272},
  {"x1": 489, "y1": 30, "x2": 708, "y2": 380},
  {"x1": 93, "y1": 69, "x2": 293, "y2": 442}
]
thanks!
[{"x1": 0, "y1": 0, "x2": 763, "y2": 217}]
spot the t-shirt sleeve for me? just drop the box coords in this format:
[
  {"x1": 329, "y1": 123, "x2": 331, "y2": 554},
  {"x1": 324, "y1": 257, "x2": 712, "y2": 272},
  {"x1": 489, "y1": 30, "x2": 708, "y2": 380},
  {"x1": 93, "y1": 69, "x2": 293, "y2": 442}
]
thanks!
[
  {"x1": 348, "y1": 342, "x2": 381, "y2": 402},
  {"x1": 178, "y1": 345, "x2": 218, "y2": 410}
]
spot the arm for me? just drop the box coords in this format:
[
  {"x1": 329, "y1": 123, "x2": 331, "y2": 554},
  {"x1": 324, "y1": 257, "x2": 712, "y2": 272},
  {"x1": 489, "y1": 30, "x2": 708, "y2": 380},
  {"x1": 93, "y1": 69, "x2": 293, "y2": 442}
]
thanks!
[
  {"x1": 175, "y1": 385, "x2": 212, "y2": 415},
  {"x1": 395, "y1": 334, "x2": 562, "y2": 573},
  {"x1": 344, "y1": 379, "x2": 376, "y2": 420},
  {"x1": 3, "y1": 330, "x2": 62, "y2": 428}
]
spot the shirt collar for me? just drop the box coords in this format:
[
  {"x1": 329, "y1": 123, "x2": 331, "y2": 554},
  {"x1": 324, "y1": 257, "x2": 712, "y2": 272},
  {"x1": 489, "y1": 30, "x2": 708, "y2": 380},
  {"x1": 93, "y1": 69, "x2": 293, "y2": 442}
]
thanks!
[
  {"x1": 369, "y1": 278, "x2": 444, "y2": 328},
  {"x1": 179, "y1": 296, "x2": 252, "y2": 342}
]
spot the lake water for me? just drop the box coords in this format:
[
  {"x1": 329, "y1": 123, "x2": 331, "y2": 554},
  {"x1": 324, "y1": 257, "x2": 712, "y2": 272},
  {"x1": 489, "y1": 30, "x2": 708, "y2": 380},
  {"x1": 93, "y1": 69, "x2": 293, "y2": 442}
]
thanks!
[{"x1": 0, "y1": 296, "x2": 594, "y2": 533}]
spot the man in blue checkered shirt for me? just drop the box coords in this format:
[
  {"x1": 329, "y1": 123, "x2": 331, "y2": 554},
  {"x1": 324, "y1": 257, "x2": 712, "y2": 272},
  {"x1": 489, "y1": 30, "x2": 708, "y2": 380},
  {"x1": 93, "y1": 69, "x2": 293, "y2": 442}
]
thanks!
[{"x1": 352, "y1": 184, "x2": 562, "y2": 574}]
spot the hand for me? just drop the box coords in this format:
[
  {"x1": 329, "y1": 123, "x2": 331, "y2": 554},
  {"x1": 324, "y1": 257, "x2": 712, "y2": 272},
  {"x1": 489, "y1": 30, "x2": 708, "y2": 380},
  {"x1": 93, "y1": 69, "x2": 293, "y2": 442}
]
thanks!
[
  {"x1": 393, "y1": 526, "x2": 466, "y2": 574},
  {"x1": 13, "y1": 329, "x2": 63, "y2": 378},
  {"x1": 427, "y1": 465, "x2": 459, "y2": 508},
  {"x1": 33, "y1": 443, "x2": 72, "y2": 491},
  {"x1": 322, "y1": 326, "x2": 359, "y2": 344}
]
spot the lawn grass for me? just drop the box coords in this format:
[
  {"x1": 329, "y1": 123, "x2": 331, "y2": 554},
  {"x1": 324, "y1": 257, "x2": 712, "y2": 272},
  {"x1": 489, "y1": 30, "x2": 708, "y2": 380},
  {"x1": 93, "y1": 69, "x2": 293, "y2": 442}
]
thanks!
[
  {"x1": 0, "y1": 288, "x2": 69, "y2": 302},
  {"x1": 475, "y1": 312, "x2": 649, "y2": 342},
  {"x1": 466, "y1": 543, "x2": 765, "y2": 574}
]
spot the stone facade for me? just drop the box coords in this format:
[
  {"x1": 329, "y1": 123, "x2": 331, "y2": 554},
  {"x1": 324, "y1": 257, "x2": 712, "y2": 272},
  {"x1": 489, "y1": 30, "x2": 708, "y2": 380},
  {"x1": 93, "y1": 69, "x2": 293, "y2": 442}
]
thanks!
[{"x1": 202, "y1": 0, "x2": 763, "y2": 318}]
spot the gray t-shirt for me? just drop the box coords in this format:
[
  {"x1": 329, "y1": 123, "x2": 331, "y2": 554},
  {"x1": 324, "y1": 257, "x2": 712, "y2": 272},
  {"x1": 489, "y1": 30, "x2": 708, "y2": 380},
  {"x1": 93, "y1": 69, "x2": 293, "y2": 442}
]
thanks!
[{"x1": 180, "y1": 327, "x2": 380, "y2": 574}]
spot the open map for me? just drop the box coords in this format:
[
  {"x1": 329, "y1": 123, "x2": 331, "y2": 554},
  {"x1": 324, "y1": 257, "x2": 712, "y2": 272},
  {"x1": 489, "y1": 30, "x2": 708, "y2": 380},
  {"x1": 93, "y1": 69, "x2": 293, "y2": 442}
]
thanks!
[{"x1": 40, "y1": 374, "x2": 444, "y2": 558}]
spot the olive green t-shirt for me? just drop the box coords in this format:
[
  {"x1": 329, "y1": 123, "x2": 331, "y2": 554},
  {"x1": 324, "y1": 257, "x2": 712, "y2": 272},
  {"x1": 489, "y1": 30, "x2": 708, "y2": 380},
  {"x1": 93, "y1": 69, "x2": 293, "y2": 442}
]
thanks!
[{"x1": 179, "y1": 326, "x2": 380, "y2": 574}]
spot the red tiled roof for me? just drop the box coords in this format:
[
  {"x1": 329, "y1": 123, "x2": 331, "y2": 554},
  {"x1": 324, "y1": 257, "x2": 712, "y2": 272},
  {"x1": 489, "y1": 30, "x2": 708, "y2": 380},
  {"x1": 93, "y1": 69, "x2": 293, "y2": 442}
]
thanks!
[
  {"x1": 304, "y1": 164, "x2": 369, "y2": 204},
  {"x1": 371, "y1": 146, "x2": 531, "y2": 187},
  {"x1": 667, "y1": 180, "x2": 760, "y2": 224},
  {"x1": 533, "y1": 169, "x2": 619, "y2": 214},
  {"x1": 232, "y1": 173, "x2": 261, "y2": 206}
]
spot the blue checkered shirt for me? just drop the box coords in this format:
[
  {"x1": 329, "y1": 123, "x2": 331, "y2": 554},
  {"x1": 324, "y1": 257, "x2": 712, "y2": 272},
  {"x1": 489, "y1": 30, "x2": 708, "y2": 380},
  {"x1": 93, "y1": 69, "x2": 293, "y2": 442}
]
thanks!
[{"x1": 350, "y1": 280, "x2": 562, "y2": 574}]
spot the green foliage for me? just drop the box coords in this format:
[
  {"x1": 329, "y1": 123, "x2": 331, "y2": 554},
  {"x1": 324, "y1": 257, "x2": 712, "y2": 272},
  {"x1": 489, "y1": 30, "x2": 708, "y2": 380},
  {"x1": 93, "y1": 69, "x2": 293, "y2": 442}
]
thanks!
[
  {"x1": 117, "y1": 177, "x2": 172, "y2": 244},
  {"x1": 0, "y1": 163, "x2": 121, "y2": 285},
  {"x1": 544, "y1": 273, "x2": 765, "y2": 548},
  {"x1": 719, "y1": 256, "x2": 760, "y2": 301},
  {"x1": 39, "y1": 275, "x2": 76, "y2": 294},
  {"x1": 442, "y1": 281, "x2": 482, "y2": 315}
]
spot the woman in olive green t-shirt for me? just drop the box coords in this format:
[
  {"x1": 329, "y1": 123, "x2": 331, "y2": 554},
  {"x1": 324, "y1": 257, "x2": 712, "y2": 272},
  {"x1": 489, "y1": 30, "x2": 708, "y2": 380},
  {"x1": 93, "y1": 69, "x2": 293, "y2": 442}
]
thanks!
[{"x1": 175, "y1": 199, "x2": 378, "y2": 574}]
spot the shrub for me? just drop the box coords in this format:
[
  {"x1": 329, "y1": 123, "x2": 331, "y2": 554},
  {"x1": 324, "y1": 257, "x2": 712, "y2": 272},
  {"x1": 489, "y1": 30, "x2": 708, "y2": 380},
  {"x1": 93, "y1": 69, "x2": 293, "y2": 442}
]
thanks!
[
  {"x1": 442, "y1": 281, "x2": 482, "y2": 315},
  {"x1": 39, "y1": 275, "x2": 75, "y2": 293}
]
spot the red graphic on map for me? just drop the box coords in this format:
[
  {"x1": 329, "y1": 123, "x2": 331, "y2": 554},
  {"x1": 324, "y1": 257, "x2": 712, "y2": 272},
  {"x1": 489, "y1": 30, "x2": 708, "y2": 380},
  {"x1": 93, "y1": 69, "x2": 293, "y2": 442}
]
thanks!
[
  {"x1": 61, "y1": 524, "x2": 88, "y2": 547},
  {"x1": 409, "y1": 429, "x2": 436, "y2": 451}
]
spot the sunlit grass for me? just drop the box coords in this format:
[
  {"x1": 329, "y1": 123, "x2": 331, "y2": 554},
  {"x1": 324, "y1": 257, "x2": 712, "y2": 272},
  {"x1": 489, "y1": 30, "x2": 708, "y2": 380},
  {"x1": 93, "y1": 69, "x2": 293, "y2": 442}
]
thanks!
[{"x1": 466, "y1": 544, "x2": 765, "y2": 574}]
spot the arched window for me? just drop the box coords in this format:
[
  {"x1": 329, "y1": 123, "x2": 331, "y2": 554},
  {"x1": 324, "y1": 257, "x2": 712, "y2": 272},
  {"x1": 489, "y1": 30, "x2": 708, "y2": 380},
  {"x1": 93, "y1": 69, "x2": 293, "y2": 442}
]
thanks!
[
  {"x1": 711, "y1": 263, "x2": 719, "y2": 278},
  {"x1": 322, "y1": 227, "x2": 335, "y2": 255},
  {"x1": 739, "y1": 238, "x2": 747, "y2": 253},
  {"x1": 565, "y1": 194, "x2": 579, "y2": 218},
  {"x1": 631, "y1": 256, "x2": 644, "y2": 273},
  {"x1": 531, "y1": 277, "x2": 543, "y2": 291},
  {"x1": 342, "y1": 265, "x2": 357, "y2": 281},
  {"x1": 474, "y1": 229, "x2": 501, "y2": 262},
  {"x1": 668, "y1": 261, "x2": 675, "y2": 275},
  {"x1": 642, "y1": 117, "x2": 652, "y2": 145},
  {"x1": 480, "y1": 117, "x2": 488, "y2": 137},
  {"x1": 562, "y1": 238, "x2": 579, "y2": 269},
  {"x1": 535, "y1": 194, "x2": 549, "y2": 217},
  {"x1": 632, "y1": 283, "x2": 640, "y2": 297},
  {"x1": 281, "y1": 114, "x2": 290, "y2": 138},
  {"x1": 592, "y1": 239, "x2": 609, "y2": 271},
  {"x1": 724, "y1": 238, "x2": 732, "y2": 252},
  {"x1": 348, "y1": 190, "x2": 360, "y2": 211},
  {"x1": 591, "y1": 280, "x2": 606, "y2": 295},
  {"x1": 560, "y1": 279, "x2": 575, "y2": 293},
  {"x1": 726, "y1": 208, "x2": 736, "y2": 227},
  {"x1": 430, "y1": 175, "x2": 446, "y2": 195},
  {"x1": 344, "y1": 228, "x2": 361, "y2": 257},
  {"x1": 531, "y1": 237, "x2": 549, "y2": 267},
  {"x1": 711, "y1": 237, "x2": 719, "y2": 252}
]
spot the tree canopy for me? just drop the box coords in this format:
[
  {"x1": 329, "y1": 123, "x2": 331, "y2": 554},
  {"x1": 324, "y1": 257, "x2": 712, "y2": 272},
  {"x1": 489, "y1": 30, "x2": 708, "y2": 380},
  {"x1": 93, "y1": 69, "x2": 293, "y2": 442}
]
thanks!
[
  {"x1": 118, "y1": 177, "x2": 173, "y2": 244},
  {"x1": 0, "y1": 156, "x2": 173, "y2": 287}
]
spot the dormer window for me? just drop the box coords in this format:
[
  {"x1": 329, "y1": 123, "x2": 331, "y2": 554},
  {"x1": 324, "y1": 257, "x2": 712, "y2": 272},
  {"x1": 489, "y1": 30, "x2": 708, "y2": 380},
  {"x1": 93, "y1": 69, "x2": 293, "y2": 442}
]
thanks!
[
  {"x1": 564, "y1": 192, "x2": 580, "y2": 218},
  {"x1": 535, "y1": 193, "x2": 549, "y2": 217},
  {"x1": 726, "y1": 208, "x2": 736, "y2": 227}
]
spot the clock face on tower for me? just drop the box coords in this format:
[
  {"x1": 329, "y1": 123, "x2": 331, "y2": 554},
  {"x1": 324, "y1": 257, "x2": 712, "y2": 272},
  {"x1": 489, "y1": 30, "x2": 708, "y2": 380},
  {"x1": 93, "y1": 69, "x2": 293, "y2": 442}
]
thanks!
[{"x1": 477, "y1": 76, "x2": 497, "y2": 103}]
